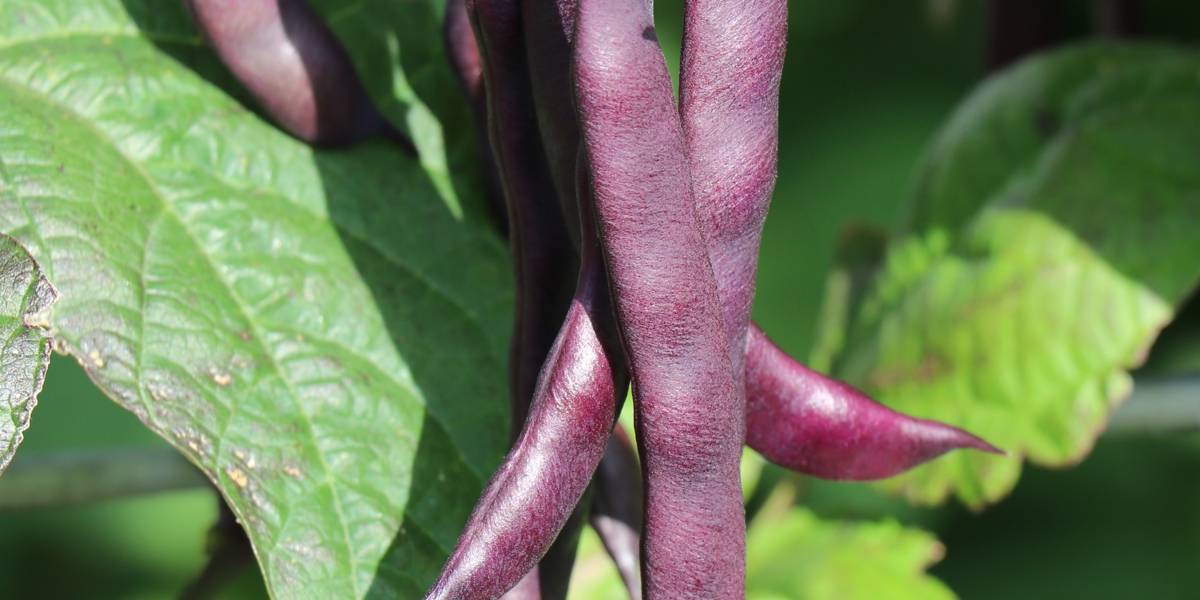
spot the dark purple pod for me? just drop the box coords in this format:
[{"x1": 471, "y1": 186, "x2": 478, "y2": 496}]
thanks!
[
  {"x1": 522, "y1": 0, "x2": 583, "y2": 246},
  {"x1": 465, "y1": 0, "x2": 578, "y2": 437},
  {"x1": 590, "y1": 425, "x2": 643, "y2": 600},
  {"x1": 574, "y1": 0, "x2": 746, "y2": 595},
  {"x1": 445, "y1": 0, "x2": 486, "y2": 105},
  {"x1": 534, "y1": 488, "x2": 594, "y2": 600},
  {"x1": 424, "y1": 268, "x2": 619, "y2": 600},
  {"x1": 679, "y1": 0, "x2": 787, "y2": 387},
  {"x1": 744, "y1": 324, "x2": 1003, "y2": 481},
  {"x1": 444, "y1": 0, "x2": 508, "y2": 231},
  {"x1": 425, "y1": 152, "x2": 625, "y2": 600},
  {"x1": 184, "y1": 0, "x2": 397, "y2": 146}
]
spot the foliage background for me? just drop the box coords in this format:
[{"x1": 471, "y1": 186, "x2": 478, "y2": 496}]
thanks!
[{"x1": 3, "y1": 0, "x2": 1200, "y2": 598}]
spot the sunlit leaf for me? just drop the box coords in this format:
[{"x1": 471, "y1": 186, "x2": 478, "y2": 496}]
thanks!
[
  {"x1": 815, "y1": 43, "x2": 1200, "y2": 507},
  {"x1": 0, "y1": 1, "x2": 510, "y2": 597},
  {"x1": 745, "y1": 507, "x2": 954, "y2": 600}
]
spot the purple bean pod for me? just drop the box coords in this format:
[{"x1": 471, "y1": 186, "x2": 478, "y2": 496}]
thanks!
[
  {"x1": 745, "y1": 324, "x2": 1003, "y2": 480},
  {"x1": 522, "y1": 0, "x2": 583, "y2": 246},
  {"x1": 425, "y1": 149, "x2": 625, "y2": 599},
  {"x1": 574, "y1": 0, "x2": 746, "y2": 595},
  {"x1": 183, "y1": 0, "x2": 401, "y2": 146},
  {"x1": 674, "y1": 0, "x2": 1003, "y2": 481},
  {"x1": 679, "y1": 0, "x2": 786, "y2": 389},
  {"x1": 444, "y1": 0, "x2": 509, "y2": 231},
  {"x1": 590, "y1": 425, "x2": 643, "y2": 600},
  {"x1": 466, "y1": 0, "x2": 578, "y2": 438}
]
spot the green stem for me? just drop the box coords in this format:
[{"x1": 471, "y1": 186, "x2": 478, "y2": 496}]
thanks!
[
  {"x1": 1105, "y1": 376, "x2": 1200, "y2": 436},
  {"x1": 0, "y1": 447, "x2": 209, "y2": 510}
]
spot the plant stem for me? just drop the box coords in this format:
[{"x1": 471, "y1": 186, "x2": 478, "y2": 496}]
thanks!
[
  {"x1": 180, "y1": 499, "x2": 255, "y2": 600},
  {"x1": 0, "y1": 447, "x2": 209, "y2": 510},
  {"x1": 1105, "y1": 376, "x2": 1200, "y2": 436},
  {"x1": 985, "y1": 0, "x2": 1067, "y2": 72},
  {"x1": 1092, "y1": 0, "x2": 1142, "y2": 38}
]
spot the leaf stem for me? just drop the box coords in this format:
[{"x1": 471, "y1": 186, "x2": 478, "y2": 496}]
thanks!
[
  {"x1": 180, "y1": 499, "x2": 255, "y2": 600},
  {"x1": 0, "y1": 447, "x2": 209, "y2": 510},
  {"x1": 1105, "y1": 376, "x2": 1200, "y2": 436}
]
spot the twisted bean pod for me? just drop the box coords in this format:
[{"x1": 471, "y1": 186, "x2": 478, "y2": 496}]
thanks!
[{"x1": 575, "y1": 0, "x2": 746, "y2": 595}]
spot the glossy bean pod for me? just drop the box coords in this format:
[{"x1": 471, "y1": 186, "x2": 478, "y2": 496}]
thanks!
[
  {"x1": 744, "y1": 324, "x2": 1003, "y2": 480},
  {"x1": 425, "y1": 149, "x2": 625, "y2": 599}
]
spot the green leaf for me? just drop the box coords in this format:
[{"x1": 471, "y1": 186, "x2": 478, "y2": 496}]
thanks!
[
  {"x1": 0, "y1": 2, "x2": 512, "y2": 597},
  {"x1": 745, "y1": 507, "x2": 954, "y2": 600},
  {"x1": 564, "y1": 505, "x2": 954, "y2": 600},
  {"x1": 80, "y1": 0, "x2": 487, "y2": 221},
  {"x1": 306, "y1": 0, "x2": 478, "y2": 221},
  {"x1": 815, "y1": 43, "x2": 1200, "y2": 507},
  {"x1": 0, "y1": 233, "x2": 57, "y2": 475}
]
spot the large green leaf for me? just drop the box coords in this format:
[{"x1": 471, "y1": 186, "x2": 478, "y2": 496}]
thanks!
[
  {"x1": 814, "y1": 43, "x2": 1200, "y2": 507},
  {"x1": 0, "y1": 1, "x2": 511, "y2": 597},
  {"x1": 745, "y1": 507, "x2": 954, "y2": 600},
  {"x1": 0, "y1": 233, "x2": 57, "y2": 475}
]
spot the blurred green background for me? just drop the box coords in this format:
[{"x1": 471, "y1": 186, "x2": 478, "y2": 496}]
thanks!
[{"x1": 4, "y1": 0, "x2": 1200, "y2": 598}]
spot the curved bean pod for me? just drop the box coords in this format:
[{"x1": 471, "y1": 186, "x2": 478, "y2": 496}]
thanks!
[
  {"x1": 675, "y1": 0, "x2": 1002, "y2": 481},
  {"x1": 679, "y1": 0, "x2": 787, "y2": 387},
  {"x1": 444, "y1": 0, "x2": 508, "y2": 231},
  {"x1": 184, "y1": 0, "x2": 398, "y2": 146},
  {"x1": 425, "y1": 148, "x2": 625, "y2": 599},
  {"x1": 745, "y1": 324, "x2": 1002, "y2": 480},
  {"x1": 575, "y1": 0, "x2": 746, "y2": 595},
  {"x1": 522, "y1": 0, "x2": 583, "y2": 246}
]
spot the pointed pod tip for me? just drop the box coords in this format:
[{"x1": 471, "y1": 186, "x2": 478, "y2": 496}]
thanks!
[
  {"x1": 952, "y1": 430, "x2": 1007, "y2": 458},
  {"x1": 745, "y1": 325, "x2": 1010, "y2": 481},
  {"x1": 909, "y1": 416, "x2": 1006, "y2": 460},
  {"x1": 972, "y1": 438, "x2": 1007, "y2": 457}
]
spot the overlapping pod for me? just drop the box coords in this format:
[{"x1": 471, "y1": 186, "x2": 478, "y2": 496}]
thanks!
[
  {"x1": 464, "y1": 0, "x2": 578, "y2": 438},
  {"x1": 444, "y1": 0, "x2": 508, "y2": 230},
  {"x1": 522, "y1": 0, "x2": 583, "y2": 246},
  {"x1": 184, "y1": 0, "x2": 395, "y2": 145},
  {"x1": 679, "y1": 0, "x2": 787, "y2": 387},
  {"x1": 575, "y1": 0, "x2": 747, "y2": 595},
  {"x1": 425, "y1": 153, "x2": 625, "y2": 599},
  {"x1": 590, "y1": 425, "x2": 643, "y2": 600}
]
